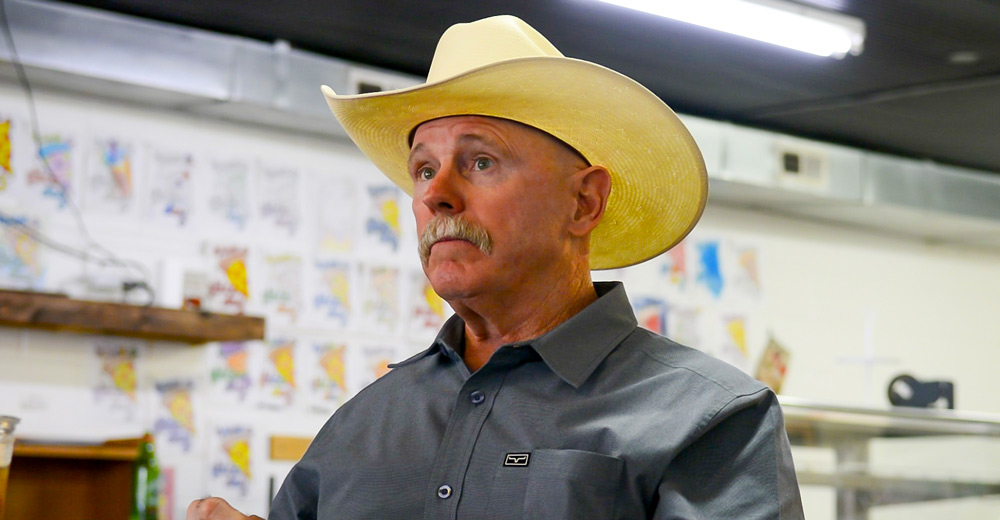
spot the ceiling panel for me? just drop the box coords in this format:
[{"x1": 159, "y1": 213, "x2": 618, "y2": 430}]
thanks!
[{"x1": 59, "y1": 0, "x2": 1000, "y2": 174}]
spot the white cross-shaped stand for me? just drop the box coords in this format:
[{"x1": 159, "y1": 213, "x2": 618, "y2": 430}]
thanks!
[{"x1": 836, "y1": 311, "x2": 899, "y2": 405}]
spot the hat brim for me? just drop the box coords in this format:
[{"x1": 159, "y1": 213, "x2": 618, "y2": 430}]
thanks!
[{"x1": 323, "y1": 56, "x2": 707, "y2": 270}]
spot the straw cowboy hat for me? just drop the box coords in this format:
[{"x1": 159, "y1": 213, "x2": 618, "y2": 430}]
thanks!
[{"x1": 322, "y1": 15, "x2": 707, "y2": 270}]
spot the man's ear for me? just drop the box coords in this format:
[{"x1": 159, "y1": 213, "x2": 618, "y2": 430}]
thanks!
[{"x1": 568, "y1": 165, "x2": 611, "y2": 237}]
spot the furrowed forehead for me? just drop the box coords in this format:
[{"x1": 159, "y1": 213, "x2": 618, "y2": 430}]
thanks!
[{"x1": 409, "y1": 115, "x2": 589, "y2": 166}]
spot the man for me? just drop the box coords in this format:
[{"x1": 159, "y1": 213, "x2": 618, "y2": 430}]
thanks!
[{"x1": 189, "y1": 15, "x2": 804, "y2": 520}]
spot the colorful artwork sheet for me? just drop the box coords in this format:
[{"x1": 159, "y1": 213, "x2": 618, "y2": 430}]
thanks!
[
  {"x1": 360, "y1": 264, "x2": 399, "y2": 334},
  {"x1": 730, "y1": 242, "x2": 762, "y2": 301},
  {"x1": 0, "y1": 116, "x2": 16, "y2": 194},
  {"x1": 208, "y1": 424, "x2": 254, "y2": 499},
  {"x1": 91, "y1": 340, "x2": 142, "y2": 422},
  {"x1": 160, "y1": 467, "x2": 175, "y2": 520},
  {"x1": 84, "y1": 137, "x2": 135, "y2": 214},
  {"x1": 257, "y1": 164, "x2": 300, "y2": 237},
  {"x1": 408, "y1": 270, "x2": 448, "y2": 340},
  {"x1": 204, "y1": 244, "x2": 249, "y2": 314},
  {"x1": 633, "y1": 296, "x2": 668, "y2": 335},
  {"x1": 694, "y1": 240, "x2": 724, "y2": 299},
  {"x1": 362, "y1": 184, "x2": 402, "y2": 253},
  {"x1": 207, "y1": 158, "x2": 251, "y2": 232},
  {"x1": 152, "y1": 379, "x2": 197, "y2": 453},
  {"x1": 25, "y1": 132, "x2": 75, "y2": 210},
  {"x1": 755, "y1": 336, "x2": 790, "y2": 393},
  {"x1": 208, "y1": 342, "x2": 255, "y2": 406},
  {"x1": 314, "y1": 175, "x2": 356, "y2": 253},
  {"x1": 355, "y1": 344, "x2": 397, "y2": 392},
  {"x1": 660, "y1": 239, "x2": 688, "y2": 289},
  {"x1": 310, "y1": 259, "x2": 352, "y2": 328},
  {"x1": 302, "y1": 339, "x2": 348, "y2": 412},
  {"x1": 261, "y1": 253, "x2": 302, "y2": 324},
  {"x1": 148, "y1": 150, "x2": 194, "y2": 226},
  {"x1": 258, "y1": 339, "x2": 296, "y2": 409},
  {"x1": 0, "y1": 213, "x2": 45, "y2": 289},
  {"x1": 718, "y1": 314, "x2": 750, "y2": 372}
]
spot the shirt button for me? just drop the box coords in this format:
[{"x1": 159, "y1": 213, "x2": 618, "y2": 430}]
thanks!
[
  {"x1": 437, "y1": 484, "x2": 453, "y2": 499},
  {"x1": 469, "y1": 390, "x2": 485, "y2": 405}
]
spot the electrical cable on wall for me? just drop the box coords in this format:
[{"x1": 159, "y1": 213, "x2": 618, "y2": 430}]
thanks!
[{"x1": 0, "y1": 0, "x2": 155, "y2": 305}]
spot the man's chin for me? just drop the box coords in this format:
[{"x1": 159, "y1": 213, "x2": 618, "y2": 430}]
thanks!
[{"x1": 423, "y1": 265, "x2": 483, "y2": 301}]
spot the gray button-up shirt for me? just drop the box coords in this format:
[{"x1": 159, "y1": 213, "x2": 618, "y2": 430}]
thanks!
[{"x1": 270, "y1": 282, "x2": 804, "y2": 519}]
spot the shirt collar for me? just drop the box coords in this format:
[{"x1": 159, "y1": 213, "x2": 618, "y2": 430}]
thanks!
[
  {"x1": 394, "y1": 282, "x2": 638, "y2": 388},
  {"x1": 528, "y1": 281, "x2": 637, "y2": 388},
  {"x1": 390, "y1": 313, "x2": 466, "y2": 369}
]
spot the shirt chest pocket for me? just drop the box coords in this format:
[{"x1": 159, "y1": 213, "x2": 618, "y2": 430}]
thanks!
[{"x1": 485, "y1": 449, "x2": 624, "y2": 520}]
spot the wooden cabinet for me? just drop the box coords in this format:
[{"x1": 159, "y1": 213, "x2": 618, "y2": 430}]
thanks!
[{"x1": 6, "y1": 439, "x2": 140, "y2": 520}]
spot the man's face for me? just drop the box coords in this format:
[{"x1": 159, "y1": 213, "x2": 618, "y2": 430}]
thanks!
[{"x1": 408, "y1": 116, "x2": 587, "y2": 302}]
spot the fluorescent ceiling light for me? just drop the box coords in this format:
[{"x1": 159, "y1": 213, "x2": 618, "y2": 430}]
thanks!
[{"x1": 593, "y1": 0, "x2": 865, "y2": 58}]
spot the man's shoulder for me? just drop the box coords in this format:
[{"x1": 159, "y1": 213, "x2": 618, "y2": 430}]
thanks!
[{"x1": 617, "y1": 327, "x2": 768, "y2": 400}]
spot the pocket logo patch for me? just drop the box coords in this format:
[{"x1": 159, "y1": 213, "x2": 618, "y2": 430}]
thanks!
[{"x1": 504, "y1": 453, "x2": 530, "y2": 467}]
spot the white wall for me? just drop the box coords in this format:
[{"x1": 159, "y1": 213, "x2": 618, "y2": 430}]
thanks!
[{"x1": 0, "y1": 83, "x2": 998, "y2": 519}]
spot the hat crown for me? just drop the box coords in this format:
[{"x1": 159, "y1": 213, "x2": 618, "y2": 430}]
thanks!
[{"x1": 427, "y1": 15, "x2": 565, "y2": 83}]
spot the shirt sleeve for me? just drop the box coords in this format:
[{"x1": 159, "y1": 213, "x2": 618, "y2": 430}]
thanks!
[
  {"x1": 653, "y1": 389, "x2": 804, "y2": 520},
  {"x1": 268, "y1": 456, "x2": 320, "y2": 520}
]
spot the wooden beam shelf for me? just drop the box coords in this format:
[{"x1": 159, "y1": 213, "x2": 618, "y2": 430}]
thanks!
[{"x1": 0, "y1": 289, "x2": 265, "y2": 343}]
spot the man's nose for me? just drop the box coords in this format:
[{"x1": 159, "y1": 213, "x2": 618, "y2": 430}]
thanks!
[{"x1": 419, "y1": 164, "x2": 464, "y2": 214}]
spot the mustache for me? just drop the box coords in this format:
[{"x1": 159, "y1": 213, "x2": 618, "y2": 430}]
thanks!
[{"x1": 418, "y1": 216, "x2": 492, "y2": 265}]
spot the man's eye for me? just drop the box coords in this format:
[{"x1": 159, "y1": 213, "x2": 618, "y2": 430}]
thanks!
[
  {"x1": 418, "y1": 167, "x2": 436, "y2": 180},
  {"x1": 473, "y1": 157, "x2": 493, "y2": 171}
]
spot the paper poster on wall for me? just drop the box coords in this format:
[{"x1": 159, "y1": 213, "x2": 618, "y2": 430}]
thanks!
[
  {"x1": 309, "y1": 259, "x2": 352, "y2": 328},
  {"x1": 83, "y1": 137, "x2": 135, "y2": 215},
  {"x1": 148, "y1": 149, "x2": 194, "y2": 226},
  {"x1": 91, "y1": 340, "x2": 142, "y2": 422},
  {"x1": 755, "y1": 336, "x2": 790, "y2": 393},
  {"x1": 632, "y1": 296, "x2": 668, "y2": 335},
  {"x1": 257, "y1": 163, "x2": 300, "y2": 237},
  {"x1": 729, "y1": 242, "x2": 762, "y2": 300},
  {"x1": 0, "y1": 116, "x2": 16, "y2": 194},
  {"x1": 25, "y1": 132, "x2": 76, "y2": 211},
  {"x1": 261, "y1": 253, "x2": 302, "y2": 324},
  {"x1": 314, "y1": 175, "x2": 356, "y2": 253},
  {"x1": 152, "y1": 379, "x2": 197, "y2": 453},
  {"x1": 207, "y1": 158, "x2": 251, "y2": 232},
  {"x1": 208, "y1": 424, "x2": 254, "y2": 501},
  {"x1": 694, "y1": 239, "x2": 725, "y2": 299},
  {"x1": 355, "y1": 344, "x2": 397, "y2": 392},
  {"x1": 361, "y1": 184, "x2": 402, "y2": 254},
  {"x1": 360, "y1": 264, "x2": 399, "y2": 334},
  {"x1": 302, "y1": 339, "x2": 348, "y2": 412},
  {"x1": 207, "y1": 342, "x2": 255, "y2": 406},
  {"x1": 660, "y1": 240, "x2": 688, "y2": 289},
  {"x1": 204, "y1": 244, "x2": 249, "y2": 314},
  {"x1": 0, "y1": 213, "x2": 45, "y2": 290},
  {"x1": 259, "y1": 338, "x2": 296, "y2": 409},
  {"x1": 719, "y1": 314, "x2": 751, "y2": 372},
  {"x1": 158, "y1": 456, "x2": 203, "y2": 520},
  {"x1": 666, "y1": 306, "x2": 702, "y2": 350},
  {"x1": 408, "y1": 270, "x2": 449, "y2": 340},
  {"x1": 160, "y1": 467, "x2": 176, "y2": 520}
]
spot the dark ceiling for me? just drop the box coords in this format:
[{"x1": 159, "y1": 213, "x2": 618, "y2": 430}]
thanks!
[{"x1": 62, "y1": 0, "x2": 1000, "y2": 175}]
